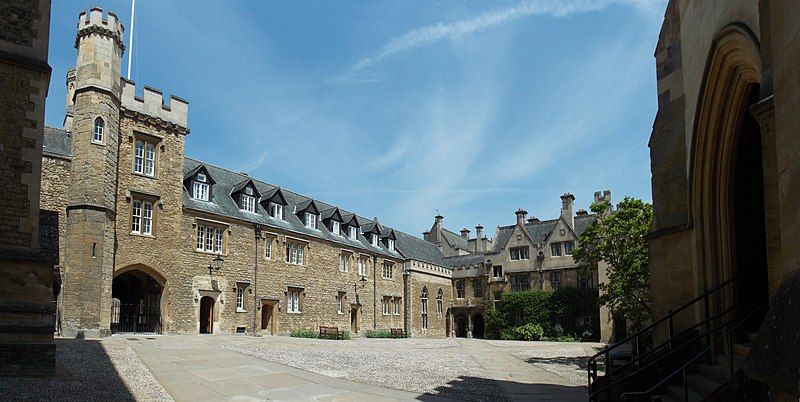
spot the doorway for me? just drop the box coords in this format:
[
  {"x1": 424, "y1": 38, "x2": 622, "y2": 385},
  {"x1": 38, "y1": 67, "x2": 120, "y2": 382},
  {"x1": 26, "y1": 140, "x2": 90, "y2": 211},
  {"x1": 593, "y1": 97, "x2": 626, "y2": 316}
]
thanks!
[
  {"x1": 455, "y1": 313, "x2": 467, "y2": 338},
  {"x1": 111, "y1": 269, "x2": 163, "y2": 334},
  {"x1": 472, "y1": 314, "x2": 485, "y2": 339},
  {"x1": 729, "y1": 86, "x2": 769, "y2": 329},
  {"x1": 260, "y1": 301, "x2": 276, "y2": 335},
  {"x1": 200, "y1": 296, "x2": 214, "y2": 334},
  {"x1": 350, "y1": 305, "x2": 360, "y2": 334}
]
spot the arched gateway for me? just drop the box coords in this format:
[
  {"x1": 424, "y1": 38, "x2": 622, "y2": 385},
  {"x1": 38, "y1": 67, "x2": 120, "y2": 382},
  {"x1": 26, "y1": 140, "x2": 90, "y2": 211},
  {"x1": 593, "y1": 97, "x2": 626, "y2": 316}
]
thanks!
[{"x1": 111, "y1": 266, "x2": 166, "y2": 334}]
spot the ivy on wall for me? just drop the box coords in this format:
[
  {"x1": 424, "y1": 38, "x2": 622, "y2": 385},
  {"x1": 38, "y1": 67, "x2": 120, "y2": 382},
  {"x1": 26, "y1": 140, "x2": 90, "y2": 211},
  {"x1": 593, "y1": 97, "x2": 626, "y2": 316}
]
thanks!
[{"x1": 485, "y1": 287, "x2": 599, "y2": 340}]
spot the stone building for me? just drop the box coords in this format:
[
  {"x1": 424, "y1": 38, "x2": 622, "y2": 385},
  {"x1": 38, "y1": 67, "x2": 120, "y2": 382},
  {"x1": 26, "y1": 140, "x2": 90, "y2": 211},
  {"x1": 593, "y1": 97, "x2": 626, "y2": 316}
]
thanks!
[
  {"x1": 644, "y1": 0, "x2": 799, "y2": 398},
  {"x1": 0, "y1": 0, "x2": 56, "y2": 376},
  {"x1": 42, "y1": 7, "x2": 457, "y2": 338},
  {"x1": 423, "y1": 192, "x2": 614, "y2": 340}
]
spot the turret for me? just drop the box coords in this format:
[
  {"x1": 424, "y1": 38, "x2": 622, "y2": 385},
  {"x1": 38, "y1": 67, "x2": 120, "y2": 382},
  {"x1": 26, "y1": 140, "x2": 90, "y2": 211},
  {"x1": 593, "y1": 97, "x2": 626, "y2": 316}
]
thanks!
[{"x1": 60, "y1": 7, "x2": 125, "y2": 338}]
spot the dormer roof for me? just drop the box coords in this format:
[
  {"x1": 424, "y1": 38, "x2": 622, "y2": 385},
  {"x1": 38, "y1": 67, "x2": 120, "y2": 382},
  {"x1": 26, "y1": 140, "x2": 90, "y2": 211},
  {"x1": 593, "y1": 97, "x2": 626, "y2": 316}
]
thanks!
[
  {"x1": 361, "y1": 220, "x2": 381, "y2": 235},
  {"x1": 294, "y1": 199, "x2": 320, "y2": 216},
  {"x1": 381, "y1": 227, "x2": 397, "y2": 240},
  {"x1": 320, "y1": 207, "x2": 344, "y2": 222},
  {"x1": 230, "y1": 178, "x2": 260, "y2": 198},
  {"x1": 183, "y1": 164, "x2": 215, "y2": 185},
  {"x1": 341, "y1": 213, "x2": 360, "y2": 227},
  {"x1": 261, "y1": 187, "x2": 287, "y2": 206}
]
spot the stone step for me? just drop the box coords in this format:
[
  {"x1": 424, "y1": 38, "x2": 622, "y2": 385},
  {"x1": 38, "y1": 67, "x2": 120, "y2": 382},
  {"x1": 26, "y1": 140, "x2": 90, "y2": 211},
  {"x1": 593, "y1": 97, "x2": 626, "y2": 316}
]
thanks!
[
  {"x1": 665, "y1": 384, "x2": 703, "y2": 402},
  {"x1": 697, "y1": 363, "x2": 733, "y2": 384},
  {"x1": 686, "y1": 373, "x2": 724, "y2": 396},
  {"x1": 714, "y1": 353, "x2": 747, "y2": 371},
  {"x1": 733, "y1": 343, "x2": 751, "y2": 357}
]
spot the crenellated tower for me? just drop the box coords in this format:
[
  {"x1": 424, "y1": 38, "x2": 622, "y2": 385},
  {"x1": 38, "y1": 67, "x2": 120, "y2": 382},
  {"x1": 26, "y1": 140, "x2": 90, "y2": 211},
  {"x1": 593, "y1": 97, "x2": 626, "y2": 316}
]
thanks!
[{"x1": 61, "y1": 7, "x2": 125, "y2": 337}]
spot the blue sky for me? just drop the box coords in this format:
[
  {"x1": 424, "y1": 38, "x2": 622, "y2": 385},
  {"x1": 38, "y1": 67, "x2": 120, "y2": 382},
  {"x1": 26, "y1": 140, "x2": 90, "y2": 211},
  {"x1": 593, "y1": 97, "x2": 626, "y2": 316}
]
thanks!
[{"x1": 45, "y1": 0, "x2": 667, "y2": 238}]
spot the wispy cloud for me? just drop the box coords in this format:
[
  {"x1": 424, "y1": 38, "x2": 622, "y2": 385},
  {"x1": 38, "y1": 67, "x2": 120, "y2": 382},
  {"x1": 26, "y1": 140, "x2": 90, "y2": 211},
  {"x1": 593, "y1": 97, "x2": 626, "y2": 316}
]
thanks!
[
  {"x1": 235, "y1": 150, "x2": 268, "y2": 173},
  {"x1": 350, "y1": 0, "x2": 660, "y2": 72}
]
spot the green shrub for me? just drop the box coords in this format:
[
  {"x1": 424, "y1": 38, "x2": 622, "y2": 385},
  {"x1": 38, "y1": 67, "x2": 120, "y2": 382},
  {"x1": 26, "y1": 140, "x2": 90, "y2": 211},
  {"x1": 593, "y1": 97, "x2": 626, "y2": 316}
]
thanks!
[
  {"x1": 341, "y1": 331, "x2": 351, "y2": 340},
  {"x1": 365, "y1": 330, "x2": 392, "y2": 338},
  {"x1": 290, "y1": 328, "x2": 318, "y2": 338},
  {"x1": 514, "y1": 323, "x2": 544, "y2": 341},
  {"x1": 499, "y1": 328, "x2": 518, "y2": 340}
]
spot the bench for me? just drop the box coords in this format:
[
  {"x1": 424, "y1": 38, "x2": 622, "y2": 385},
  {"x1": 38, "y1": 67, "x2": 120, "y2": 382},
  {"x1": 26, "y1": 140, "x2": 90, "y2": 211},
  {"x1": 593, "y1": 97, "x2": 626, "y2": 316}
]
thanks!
[
  {"x1": 390, "y1": 328, "x2": 407, "y2": 338},
  {"x1": 319, "y1": 326, "x2": 343, "y2": 340}
]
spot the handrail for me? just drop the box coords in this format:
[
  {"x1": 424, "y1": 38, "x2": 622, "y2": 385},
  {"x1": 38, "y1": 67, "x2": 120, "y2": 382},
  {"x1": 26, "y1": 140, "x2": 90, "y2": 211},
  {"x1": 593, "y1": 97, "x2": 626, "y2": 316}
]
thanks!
[
  {"x1": 620, "y1": 303, "x2": 766, "y2": 400},
  {"x1": 588, "y1": 275, "x2": 739, "y2": 399},
  {"x1": 598, "y1": 303, "x2": 737, "y2": 384},
  {"x1": 589, "y1": 276, "x2": 737, "y2": 363}
]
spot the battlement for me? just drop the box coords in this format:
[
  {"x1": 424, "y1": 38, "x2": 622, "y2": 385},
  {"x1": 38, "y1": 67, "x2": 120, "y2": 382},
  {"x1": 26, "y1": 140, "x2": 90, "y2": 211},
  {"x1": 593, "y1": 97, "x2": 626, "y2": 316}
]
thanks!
[
  {"x1": 121, "y1": 79, "x2": 189, "y2": 129},
  {"x1": 78, "y1": 7, "x2": 124, "y2": 37}
]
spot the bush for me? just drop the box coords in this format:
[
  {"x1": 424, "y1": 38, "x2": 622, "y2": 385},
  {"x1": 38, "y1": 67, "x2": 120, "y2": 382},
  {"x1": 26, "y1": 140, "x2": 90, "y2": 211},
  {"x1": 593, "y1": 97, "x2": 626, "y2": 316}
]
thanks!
[
  {"x1": 514, "y1": 323, "x2": 544, "y2": 341},
  {"x1": 365, "y1": 330, "x2": 392, "y2": 338},
  {"x1": 290, "y1": 328, "x2": 318, "y2": 338},
  {"x1": 341, "y1": 331, "x2": 351, "y2": 340}
]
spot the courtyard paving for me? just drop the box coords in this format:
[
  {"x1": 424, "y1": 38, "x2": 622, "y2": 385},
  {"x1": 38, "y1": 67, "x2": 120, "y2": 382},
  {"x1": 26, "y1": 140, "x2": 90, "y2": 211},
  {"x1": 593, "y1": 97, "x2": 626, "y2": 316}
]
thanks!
[{"x1": 0, "y1": 335, "x2": 602, "y2": 401}]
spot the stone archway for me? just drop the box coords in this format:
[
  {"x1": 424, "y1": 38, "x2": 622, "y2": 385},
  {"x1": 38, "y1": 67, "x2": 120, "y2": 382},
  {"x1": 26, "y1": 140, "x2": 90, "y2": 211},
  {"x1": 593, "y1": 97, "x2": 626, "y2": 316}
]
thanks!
[
  {"x1": 111, "y1": 266, "x2": 166, "y2": 334},
  {"x1": 472, "y1": 314, "x2": 485, "y2": 339},
  {"x1": 690, "y1": 24, "x2": 768, "y2": 325},
  {"x1": 200, "y1": 296, "x2": 214, "y2": 334}
]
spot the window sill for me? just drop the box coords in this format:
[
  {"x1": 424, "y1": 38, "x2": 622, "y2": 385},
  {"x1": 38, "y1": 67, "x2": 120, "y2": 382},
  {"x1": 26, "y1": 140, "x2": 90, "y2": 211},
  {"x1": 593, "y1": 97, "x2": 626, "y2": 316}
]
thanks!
[
  {"x1": 236, "y1": 309, "x2": 246, "y2": 313},
  {"x1": 287, "y1": 311, "x2": 302, "y2": 315},
  {"x1": 337, "y1": 312, "x2": 344, "y2": 315},
  {"x1": 91, "y1": 140, "x2": 105, "y2": 146},
  {"x1": 130, "y1": 232, "x2": 156, "y2": 239},
  {"x1": 132, "y1": 172, "x2": 157, "y2": 180},
  {"x1": 195, "y1": 250, "x2": 226, "y2": 256}
]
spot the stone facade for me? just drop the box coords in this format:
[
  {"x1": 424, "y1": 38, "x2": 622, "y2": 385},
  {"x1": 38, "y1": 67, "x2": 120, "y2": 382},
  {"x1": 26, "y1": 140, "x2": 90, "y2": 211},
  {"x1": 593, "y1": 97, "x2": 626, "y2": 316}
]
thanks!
[
  {"x1": 425, "y1": 192, "x2": 612, "y2": 340},
  {"x1": 648, "y1": 0, "x2": 800, "y2": 398},
  {"x1": 0, "y1": 0, "x2": 56, "y2": 377},
  {"x1": 42, "y1": 7, "x2": 460, "y2": 339}
]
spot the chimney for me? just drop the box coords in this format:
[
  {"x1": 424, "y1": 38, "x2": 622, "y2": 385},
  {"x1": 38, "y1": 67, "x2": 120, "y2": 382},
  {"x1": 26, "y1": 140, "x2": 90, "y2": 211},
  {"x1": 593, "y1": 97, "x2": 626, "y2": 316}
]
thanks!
[
  {"x1": 527, "y1": 217, "x2": 537, "y2": 224},
  {"x1": 561, "y1": 193, "x2": 575, "y2": 229},
  {"x1": 422, "y1": 230, "x2": 430, "y2": 241},
  {"x1": 515, "y1": 209, "x2": 528, "y2": 226},
  {"x1": 576, "y1": 209, "x2": 588, "y2": 216},
  {"x1": 475, "y1": 225, "x2": 484, "y2": 252},
  {"x1": 460, "y1": 228, "x2": 470, "y2": 240}
]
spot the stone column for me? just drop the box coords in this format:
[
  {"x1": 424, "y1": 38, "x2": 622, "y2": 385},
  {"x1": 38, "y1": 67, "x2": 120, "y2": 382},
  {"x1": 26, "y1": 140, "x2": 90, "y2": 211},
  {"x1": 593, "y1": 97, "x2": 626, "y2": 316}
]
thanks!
[{"x1": 467, "y1": 313, "x2": 473, "y2": 339}]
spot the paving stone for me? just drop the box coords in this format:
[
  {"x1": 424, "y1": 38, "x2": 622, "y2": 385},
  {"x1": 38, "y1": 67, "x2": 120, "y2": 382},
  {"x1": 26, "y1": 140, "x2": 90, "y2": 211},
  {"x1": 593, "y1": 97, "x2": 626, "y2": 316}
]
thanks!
[
  {"x1": 246, "y1": 372, "x2": 311, "y2": 389},
  {"x1": 204, "y1": 377, "x2": 266, "y2": 396},
  {"x1": 191, "y1": 367, "x2": 251, "y2": 382}
]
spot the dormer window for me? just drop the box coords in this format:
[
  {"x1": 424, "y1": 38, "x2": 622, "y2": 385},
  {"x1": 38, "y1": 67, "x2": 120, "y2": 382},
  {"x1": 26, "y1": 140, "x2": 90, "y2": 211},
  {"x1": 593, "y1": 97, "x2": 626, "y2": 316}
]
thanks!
[
  {"x1": 349, "y1": 226, "x2": 357, "y2": 240},
  {"x1": 240, "y1": 194, "x2": 256, "y2": 213},
  {"x1": 388, "y1": 239, "x2": 395, "y2": 251},
  {"x1": 192, "y1": 173, "x2": 209, "y2": 201},
  {"x1": 305, "y1": 213, "x2": 317, "y2": 229},
  {"x1": 270, "y1": 203, "x2": 283, "y2": 220},
  {"x1": 331, "y1": 220, "x2": 340, "y2": 235},
  {"x1": 372, "y1": 233, "x2": 379, "y2": 246}
]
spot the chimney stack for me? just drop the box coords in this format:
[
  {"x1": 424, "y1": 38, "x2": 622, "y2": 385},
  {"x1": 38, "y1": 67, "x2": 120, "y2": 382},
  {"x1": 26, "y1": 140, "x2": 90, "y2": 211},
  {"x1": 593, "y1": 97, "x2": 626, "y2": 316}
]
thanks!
[
  {"x1": 460, "y1": 228, "x2": 470, "y2": 240},
  {"x1": 515, "y1": 209, "x2": 528, "y2": 226},
  {"x1": 475, "y1": 225, "x2": 484, "y2": 252},
  {"x1": 422, "y1": 230, "x2": 430, "y2": 241},
  {"x1": 576, "y1": 209, "x2": 588, "y2": 216},
  {"x1": 561, "y1": 193, "x2": 575, "y2": 229}
]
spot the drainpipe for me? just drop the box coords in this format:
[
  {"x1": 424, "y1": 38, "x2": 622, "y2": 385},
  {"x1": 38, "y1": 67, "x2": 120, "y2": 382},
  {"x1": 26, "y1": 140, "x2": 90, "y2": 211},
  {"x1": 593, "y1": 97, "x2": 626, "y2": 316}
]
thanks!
[
  {"x1": 253, "y1": 224, "x2": 262, "y2": 336},
  {"x1": 402, "y1": 261, "x2": 410, "y2": 335},
  {"x1": 373, "y1": 254, "x2": 378, "y2": 330}
]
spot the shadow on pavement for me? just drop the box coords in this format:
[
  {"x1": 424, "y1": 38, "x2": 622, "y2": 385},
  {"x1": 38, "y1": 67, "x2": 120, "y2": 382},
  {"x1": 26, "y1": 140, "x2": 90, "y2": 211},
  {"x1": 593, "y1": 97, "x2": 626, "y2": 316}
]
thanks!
[
  {"x1": 419, "y1": 375, "x2": 587, "y2": 401},
  {"x1": 0, "y1": 339, "x2": 136, "y2": 401}
]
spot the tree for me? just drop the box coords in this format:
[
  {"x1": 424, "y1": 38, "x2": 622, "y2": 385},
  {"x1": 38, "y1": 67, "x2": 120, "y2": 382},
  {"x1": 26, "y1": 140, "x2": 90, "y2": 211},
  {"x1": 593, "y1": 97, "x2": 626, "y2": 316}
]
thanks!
[{"x1": 573, "y1": 197, "x2": 653, "y2": 330}]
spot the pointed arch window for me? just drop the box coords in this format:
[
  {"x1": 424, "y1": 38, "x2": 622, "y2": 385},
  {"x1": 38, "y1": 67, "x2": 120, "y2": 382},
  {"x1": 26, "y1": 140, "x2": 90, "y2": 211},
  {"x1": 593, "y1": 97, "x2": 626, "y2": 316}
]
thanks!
[
  {"x1": 93, "y1": 117, "x2": 104, "y2": 143},
  {"x1": 436, "y1": 288, "x2": 443, "y2": 314},
  {"x1": 421, "y1": 287, "x2": 429, "y2": 330}
]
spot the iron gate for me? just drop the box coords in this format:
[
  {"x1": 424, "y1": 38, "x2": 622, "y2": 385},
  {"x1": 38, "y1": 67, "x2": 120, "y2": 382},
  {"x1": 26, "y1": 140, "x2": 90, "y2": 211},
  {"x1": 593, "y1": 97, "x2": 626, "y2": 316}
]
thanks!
[{"x1": 111, "y1": 298, "x2": 162, "y2": 334}]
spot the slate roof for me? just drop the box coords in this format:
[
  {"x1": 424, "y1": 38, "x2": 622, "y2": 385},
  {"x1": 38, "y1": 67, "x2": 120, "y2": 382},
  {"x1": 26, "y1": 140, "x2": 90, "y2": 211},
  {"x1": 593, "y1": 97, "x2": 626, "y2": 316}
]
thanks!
[
  {"x1": 182, "y1": 158, "x2": 446, "y2": 263},
  {"x1": 443, "y1": 253, "x2": 486, "y2": 267},
  {"x1": 43, "y1": 127, "x2": 72, "y2": 158},
  {"x1": 441, "y1": 228, "x2": 469, "y2": 250},
  {"x1": 491, "y1": 215, "x2": 597, "y2": 252}
]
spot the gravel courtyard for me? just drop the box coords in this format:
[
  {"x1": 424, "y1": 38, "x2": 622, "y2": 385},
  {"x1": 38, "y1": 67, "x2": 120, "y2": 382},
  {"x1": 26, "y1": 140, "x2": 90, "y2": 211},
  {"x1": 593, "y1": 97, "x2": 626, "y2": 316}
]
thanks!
[{"x1": 221, "y1": 336, "x2": 603, "y2": 401}]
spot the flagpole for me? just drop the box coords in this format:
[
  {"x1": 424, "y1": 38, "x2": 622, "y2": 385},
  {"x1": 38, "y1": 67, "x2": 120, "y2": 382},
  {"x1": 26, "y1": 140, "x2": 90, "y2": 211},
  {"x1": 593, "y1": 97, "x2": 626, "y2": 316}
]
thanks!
[{"x1": 127, "y1": 0, "x2": 135, "y2": 80}]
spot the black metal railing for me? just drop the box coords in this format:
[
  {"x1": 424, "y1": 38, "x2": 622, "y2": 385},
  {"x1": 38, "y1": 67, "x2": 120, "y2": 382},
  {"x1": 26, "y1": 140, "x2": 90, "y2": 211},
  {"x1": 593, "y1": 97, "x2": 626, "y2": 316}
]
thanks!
[
  {"x1": 619, "y1": 303, "x2": 766, "y2": 400},
  {"x1": 111, "y1": 300, "x2": 162, "y2": 334},
  {"x1": 588, "y1": 276, "x2": 739, "y2": 401}
]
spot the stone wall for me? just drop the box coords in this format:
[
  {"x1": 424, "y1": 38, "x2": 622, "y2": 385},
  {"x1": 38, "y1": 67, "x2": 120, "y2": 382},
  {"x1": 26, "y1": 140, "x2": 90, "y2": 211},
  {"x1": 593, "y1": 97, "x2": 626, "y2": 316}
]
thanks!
[{"x1": 407, "y1": 265, "x2": 452, "y2": 337}]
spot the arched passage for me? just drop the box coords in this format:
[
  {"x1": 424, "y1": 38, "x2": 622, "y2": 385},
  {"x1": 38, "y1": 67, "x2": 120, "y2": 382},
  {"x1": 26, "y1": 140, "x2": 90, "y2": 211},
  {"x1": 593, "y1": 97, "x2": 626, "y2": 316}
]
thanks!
[
  {"x1": 111, "y1": 267, "x2": 165, "y2": 334},
  {"x1": 690, "y1": 24, "x2": 768, "y2": 329},
  {"x1": 472, "y1": 314, "x2": 485, "y2": 339}
]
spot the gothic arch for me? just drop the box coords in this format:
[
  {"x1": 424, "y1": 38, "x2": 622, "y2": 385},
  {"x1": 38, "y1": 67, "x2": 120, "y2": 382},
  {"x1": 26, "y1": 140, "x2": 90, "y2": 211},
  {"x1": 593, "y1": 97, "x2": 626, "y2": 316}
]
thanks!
[
  {"x1": 689, "y1": 23, "x2": 762, "y2": 301},
  {"x1": 112, "y1": 264, "x2": 169, "y2": 333}
]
